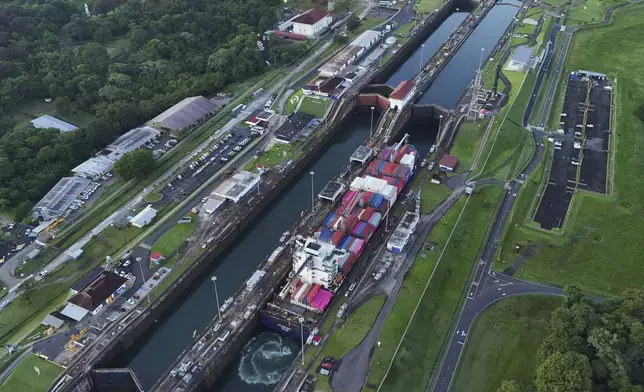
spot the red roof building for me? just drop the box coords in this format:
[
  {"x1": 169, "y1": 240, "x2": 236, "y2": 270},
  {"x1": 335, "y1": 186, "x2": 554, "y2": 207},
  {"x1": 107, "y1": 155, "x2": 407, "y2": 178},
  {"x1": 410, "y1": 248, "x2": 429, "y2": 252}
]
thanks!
[
  {"x1": 292, "y1": 9, "x2": 330, "y2": 25},
  {"x1": 389, "y1": 81, "x2": 416, "y2": 110},
  {"x1": 150, "y1": 252, "x2": 163, "y2": 264},
  {"x1": 439, "y1": 155, "x2": 459, "y2": 172}
]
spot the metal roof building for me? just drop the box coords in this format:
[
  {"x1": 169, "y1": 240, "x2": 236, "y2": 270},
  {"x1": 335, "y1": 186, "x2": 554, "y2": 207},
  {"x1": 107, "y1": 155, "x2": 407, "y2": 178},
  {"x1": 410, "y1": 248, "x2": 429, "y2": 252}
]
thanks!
[
  {"x1": 31, "y1": 114, "x2": 78, "y2": 133},
  {"x1": 106, "y1": 126, "x2": 160, "y2": 158},
  {"x1": 351, "y1": 30, "x2": 381, "y2": 49},
  {"x1": 147, "y1": 96, "x2": 217, "y2": 134},
  {"x1": 32, "y1": 177, "x2": 91, "y2": 220},
  {"x1": 213, "y1": 171, "x2": 260, "y2": 203},
  {"x1": 72, "y1": 155, "x2": 116, "y2": 179},
  {"x1": 130, "y1": 205, "x2": 157, "y2": 228}
]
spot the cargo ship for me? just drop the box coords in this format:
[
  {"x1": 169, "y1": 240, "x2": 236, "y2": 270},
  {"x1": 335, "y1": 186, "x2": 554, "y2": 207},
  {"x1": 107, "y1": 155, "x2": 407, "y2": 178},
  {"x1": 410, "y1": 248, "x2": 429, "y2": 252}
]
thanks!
[{"x1": 260, "y1": 135, "x2": 418, "y2": 340}]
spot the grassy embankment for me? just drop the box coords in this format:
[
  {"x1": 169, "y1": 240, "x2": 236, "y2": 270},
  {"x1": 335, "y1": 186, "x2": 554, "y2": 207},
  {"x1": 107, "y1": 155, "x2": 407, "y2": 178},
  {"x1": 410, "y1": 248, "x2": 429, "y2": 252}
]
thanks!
[
  {"x1": 311, "y1": 296, "x2": 386, "y2": 392},
  {"x1": 150, "y1": 213, "x2": 198, "y2": 269},
  {"x1": 365, "y1": 185, "x2": 503, "y2": 390},
  {"x1": 0, "y1": 354, "x2": 63, "y2": 392},
  {"x1": 451, "y1": 295, "x2": 562, "y2": 392},
  {"x1": 493, "y1": 2, "x2": 644, "y2": 296},
  {"x1": 449, "y1": 119, "x2": 490, "y2": 173}
]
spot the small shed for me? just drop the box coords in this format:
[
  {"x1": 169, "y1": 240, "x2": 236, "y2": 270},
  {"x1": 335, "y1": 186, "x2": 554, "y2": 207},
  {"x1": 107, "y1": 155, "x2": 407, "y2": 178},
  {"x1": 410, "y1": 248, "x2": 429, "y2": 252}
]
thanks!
[{"x1": 439, "y1": 155, "x2": 458, "y2": 172}]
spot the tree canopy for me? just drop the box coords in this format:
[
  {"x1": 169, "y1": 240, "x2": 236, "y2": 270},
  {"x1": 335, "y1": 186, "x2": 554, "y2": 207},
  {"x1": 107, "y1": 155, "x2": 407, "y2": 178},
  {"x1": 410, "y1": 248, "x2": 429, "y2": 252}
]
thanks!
[
  {"x1": 113, "y1": 149, "x2": 155, "y2": 179},
  {"x1": 0, "y1": 0, "x2": 296, "y2": 218},
  {"x1": 500, "y1": 286, "x2": 644, "y2": 392}
]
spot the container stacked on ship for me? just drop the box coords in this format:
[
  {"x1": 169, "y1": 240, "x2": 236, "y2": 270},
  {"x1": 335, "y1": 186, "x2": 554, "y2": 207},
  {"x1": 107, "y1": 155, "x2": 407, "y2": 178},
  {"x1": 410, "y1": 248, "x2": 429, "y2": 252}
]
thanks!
[{"x1": 260, "y1": 139, "x2": 418, "y2": 338}]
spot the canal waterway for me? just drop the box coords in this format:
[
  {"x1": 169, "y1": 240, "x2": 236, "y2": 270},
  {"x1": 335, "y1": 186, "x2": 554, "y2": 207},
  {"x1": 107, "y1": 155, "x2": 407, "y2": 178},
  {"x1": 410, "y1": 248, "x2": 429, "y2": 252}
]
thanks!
[
  {"x1": 113, "y1": 1, "x2": 522, "y2": 389},
  {"x1": 418, "y1": 0, "x2": 521, "y2": 108}
]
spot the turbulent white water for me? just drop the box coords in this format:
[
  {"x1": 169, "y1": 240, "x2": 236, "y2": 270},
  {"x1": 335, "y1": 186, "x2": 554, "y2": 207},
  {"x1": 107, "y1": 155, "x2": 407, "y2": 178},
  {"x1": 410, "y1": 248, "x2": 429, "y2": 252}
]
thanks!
[{"x1": 237, "y1": 332, "x2": 299, "y2": 385}]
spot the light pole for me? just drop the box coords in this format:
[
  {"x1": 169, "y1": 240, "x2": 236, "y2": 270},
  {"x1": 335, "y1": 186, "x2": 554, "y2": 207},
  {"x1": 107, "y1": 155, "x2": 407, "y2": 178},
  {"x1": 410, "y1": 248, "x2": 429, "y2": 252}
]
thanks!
[
  {"x1": 211, "y1": 276, "x2": 221, "y2": 320},
  {"x1": 370, "y1": 106, "x2": 375, "y2": 140},
  {"x1": 310, "y1": 171, "x2": 315, "y2": 212},
  {"x1": 453, "y1": 8, "x2": 460, "y2": 33},
  {"x1": 478, "y1": 47, "x2": 485, "y2": 72},
  {"x1": 419, "y1": 43, "x2": 426, "y2": 73},
  {"x1": 299, "y1": 317, "x2": 305, "y2": 365},
  {"x1": 438, "y1": 114, "x2": 444, "y2": 141},
  {"x1": 138, "y1": 257, "x2": 150, "y2": 304}
]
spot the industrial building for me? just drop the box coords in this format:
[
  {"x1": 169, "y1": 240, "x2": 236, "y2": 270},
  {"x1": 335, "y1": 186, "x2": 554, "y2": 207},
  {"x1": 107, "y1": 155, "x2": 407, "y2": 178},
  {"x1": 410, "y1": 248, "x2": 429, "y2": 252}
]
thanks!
[
  {"x1": 70, "y1": 266, "x2": 105, "y2": 295},
  {"x1": 30, "y1": 114, "x2": 79, "y2": 133},
  {"x1": 303, "y1": 77, "x2": 345, "y2": 97},
  {"x1": 274, "y1": 112, "x2": 316, "y2": 143},
  {"x1": 60, "y1": 270, "x2": 129, "y2": 321},
  {"x1": 130, "y1": 205, "x2": 157, "y2": 228},
  {"x1": 73, "y1": 126, "x2": 161, "y2": 179},
  {"x1": 387, "y1": 211, "x2": 419, "y2": 253},
  {"x1": 147, "y1": 96, "x2": 217, "y2": 137},
  {"x1": 505, "y1": 45, "x2": 533, "y2": 72},
  {"x1": 389, "y1": 80, "x2": 416, "y2": 110},
  {"x1": 204, "y1": 196, "x2": 225, "y2": 214},
  {"x1": 212, "y1": 171, "x2": 261, "y2": 203},
  {"x1": 32, "y1": 177, "x2": 92, "y2": 220},
  {"x1": 318, "y1": 30, "x2": 381, "y2": 77},
  {"x1": 439, "y1": 154, "x2": 458, "y2": 172},
  {"x1": 277, "y1": 9, "x2": 332, "y2": 38}
]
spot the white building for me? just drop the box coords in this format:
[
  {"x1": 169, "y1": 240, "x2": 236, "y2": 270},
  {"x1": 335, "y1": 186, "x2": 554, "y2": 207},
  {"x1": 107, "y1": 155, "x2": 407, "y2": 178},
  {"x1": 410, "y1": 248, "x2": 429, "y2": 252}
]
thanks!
[
  {"x1": 291, "y1": 9, "x2": 332, "y2": 37},
  {"x1": 293, "y1": 238, "x2": 348, "y2": 289},
  {"x1": 212, "y1": 171, "x2": 260, "y2": 203},
  {"x1": 130, "y1": 205, "x2": 157, "y2": 228},
  {"x1": 389, "y1": 80, "x2": 416, "y2": 110}
]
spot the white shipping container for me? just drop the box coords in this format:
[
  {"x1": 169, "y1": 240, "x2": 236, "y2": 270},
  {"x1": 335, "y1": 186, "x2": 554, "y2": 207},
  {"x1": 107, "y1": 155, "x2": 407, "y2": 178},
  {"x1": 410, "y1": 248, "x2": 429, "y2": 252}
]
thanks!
[
  {"x1": 351, "y1": 177, "x2": 366, "y2": 191},
  {"x1": 400, "y1": 154, "x2": 415, "y2": 169}
]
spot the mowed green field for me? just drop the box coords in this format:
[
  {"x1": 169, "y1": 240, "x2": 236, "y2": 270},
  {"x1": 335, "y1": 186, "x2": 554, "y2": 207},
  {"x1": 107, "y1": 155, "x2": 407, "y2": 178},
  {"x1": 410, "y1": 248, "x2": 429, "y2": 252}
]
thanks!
[
  {"x1": 367, "y1": 185, "x2": 503, "y2": 390},
  {"x1": 298, "y1": 96, "x2": 329, "y2": 118},
  {"x1": 500, "y1": 2, "x2": 644, "y2": 295},
  {"x1": 449, "y1": 119, "x2": 489, "y2": 173},
  {"x1": 0, "y1": 354, "x2": 63, "y2": 392},
  {"x1": 452, "y1": 295, "x2": 562, "y2": 392}
]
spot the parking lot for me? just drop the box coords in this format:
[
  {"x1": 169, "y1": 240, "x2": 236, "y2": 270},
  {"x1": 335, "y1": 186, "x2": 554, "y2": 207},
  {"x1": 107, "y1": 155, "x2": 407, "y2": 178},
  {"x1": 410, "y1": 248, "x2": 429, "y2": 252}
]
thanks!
[
  {"x1": 534, "y1": 76, "x2": 587, "y2": 230},
  {"x1": 534, "y1": 72, "x2": 613, "y2": 230},
  {"x1": 0, "y1": 223, "x2": 36, "y2": 261},
  {"x1": 578, "y1": 76, "x2": 611, "y2": 194},
  {"x1": 161, "y1": 127, "x2": 259, "y2": 202}
]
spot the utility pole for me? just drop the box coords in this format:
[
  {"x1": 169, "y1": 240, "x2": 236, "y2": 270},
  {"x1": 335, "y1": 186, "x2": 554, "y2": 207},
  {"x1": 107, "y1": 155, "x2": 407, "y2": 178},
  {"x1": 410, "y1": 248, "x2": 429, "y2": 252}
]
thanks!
[
  {"x1": 419, "y1": 43, "x2": 426, "y2": 73},
  {"x1": 211, "y1": 276, "x2": 221, "y2": 320},
  {"x1": 370, "y1": 106, "x2": 375, "y2": 140},
  {"x1": 299, "y1": 317, "x2": 305, "y2": 365},
  {"x1": 310, "y1": 171, "x2": 315, "y2": 212},
  {"x1": 139, "y1": 257, "x2": 150, "y2": 304}
]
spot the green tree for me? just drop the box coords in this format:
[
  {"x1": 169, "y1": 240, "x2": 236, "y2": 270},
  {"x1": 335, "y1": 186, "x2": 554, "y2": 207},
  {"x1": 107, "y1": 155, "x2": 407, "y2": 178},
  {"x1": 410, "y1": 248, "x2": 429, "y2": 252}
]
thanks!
[
  {"x1": 55, "y1": 96, "x2": 72, "y2": 115},
  {"x1": 114, "y1": 149, "x2": 156, "y2": 179},
  {"x1": 347, "y1": 15, "x2": 361, "y2": 32},
  {"x1": 498, "y1": 380, "x2": 522, "y2": 392},
  {"x1": 536, "y1": 351, "x2": 592, "y2": 392},
  {"x1": 565, "y1": 285, "x2": 585, "y2": 307}
]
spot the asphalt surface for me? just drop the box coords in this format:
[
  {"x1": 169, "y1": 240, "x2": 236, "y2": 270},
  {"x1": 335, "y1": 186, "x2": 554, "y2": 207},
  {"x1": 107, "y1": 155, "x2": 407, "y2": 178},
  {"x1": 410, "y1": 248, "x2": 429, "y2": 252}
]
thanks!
[
  {"x1": 330, "y1": 189, "x2": 466, "y2": 392},
  {"x1": 523, "y1": 18, "x2": 558, "y2": 127},
  {"x1": 536, "y1": 29, "x2": 572, "y2": 129}
]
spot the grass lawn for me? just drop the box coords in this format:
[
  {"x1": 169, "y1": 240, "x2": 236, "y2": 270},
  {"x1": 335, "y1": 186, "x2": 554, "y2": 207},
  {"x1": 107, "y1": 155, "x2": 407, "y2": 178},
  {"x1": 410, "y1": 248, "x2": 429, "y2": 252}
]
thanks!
[
  {"x1": 515, "y1": 23, "x2": 537, "y2": 36},
  {"x1": 367, "y1": 185, "x2": 503, "y2": 390},
  {"x1": 475, "y1": 70, "x2": 535, "y2": 181},
  {"x1": 143, "y1": 192, "x2": 163, "y2": 203},
  {"x1": 496, "y1": 2, "x2": 644, "y2": 296},
  {"x1": 452, "y1": 295, "x2": 562, "y2": 392},
  {"x1": 0, "y1": 284, "x2": 67, "y2": 344},
  {"x1": 255, "y1": 142, "x2": 303, "y2": 169},
  {"x1": 286, "y1": 89, "x2": 304, "y2": 115},
  {"x1": 566, "y1": 0, "x2": 626, "y2": 25},
  {"x1": 348, "y1": 18, "x2": 385, "y2": 40},
  {"x1": 450, "y1": 119, "x2": 489, "y2": 173},
  {"x1": 298, "y1": 96, "x2": 329, "y2": 118},
  {"x1": 150, "y1": 213, "x2": 197, "y2": 261},
  {"x1": 312, "y1": 295, "x2": 385, "y2": 392},
  {"x1": 420, "y1": 181, "x2": 451, "y2": 213},
  {"x1": 0, "y1": 354, "x2": 63, "y2": 392},
  {"x1": 415, "y1": 0, "x2": 445, "y2": 14}
]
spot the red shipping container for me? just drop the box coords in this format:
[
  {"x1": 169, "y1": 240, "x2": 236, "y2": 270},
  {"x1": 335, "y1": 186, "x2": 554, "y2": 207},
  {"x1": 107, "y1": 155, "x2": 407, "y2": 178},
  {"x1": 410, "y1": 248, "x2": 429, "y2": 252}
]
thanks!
[
  {"x1": 331, "y1": 230, "x2": 345, "y2": 245},
  {"x1": 307, "y1": 284, "x2": 320, "y2": 304},
  {"x1": 363, "y1": 207, "x2": 375, "y2": 221},
  {"x1": 343, "y1": 254, "x2": 358, "y2": 274}
]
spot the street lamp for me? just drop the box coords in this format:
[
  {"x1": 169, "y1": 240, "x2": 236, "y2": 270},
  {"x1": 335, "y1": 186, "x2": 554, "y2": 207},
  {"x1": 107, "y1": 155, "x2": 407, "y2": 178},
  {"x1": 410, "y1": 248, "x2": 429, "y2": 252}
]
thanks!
[
  {"x1": 370, "y1": 106, "x2": 375, "y2": 140},
  {"x1": 211, "y1": 276, "x2": 221, "y2": 320},
  {"x1": 419, "y1": 43, "x2": 426, "y2": 73},
  {"x1": 453, "y1": 8, "x2": 460, "y2": 33},
  {"x1": 438, "y1": 114, "x2": 444, "y2": 143},
  {"x1": 299, "y1": 317, "x2": 305, "y2": 365},
  {"x1": 138, "y1": 257, "x2": 150, "y2": 304},
  {"x1": 310, "y1": 171, "x2": 315, "y2": 212}
]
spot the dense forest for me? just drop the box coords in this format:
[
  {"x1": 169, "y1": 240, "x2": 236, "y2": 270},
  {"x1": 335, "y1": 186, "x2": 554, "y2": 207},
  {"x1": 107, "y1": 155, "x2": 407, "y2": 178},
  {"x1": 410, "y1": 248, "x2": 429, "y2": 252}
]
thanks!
[
  {"x1": 0, "y1": 0, "x2": 306, "y2": 220},
  {"x1": 500, "y1": 287, "x2": 644, "y2": 392}
]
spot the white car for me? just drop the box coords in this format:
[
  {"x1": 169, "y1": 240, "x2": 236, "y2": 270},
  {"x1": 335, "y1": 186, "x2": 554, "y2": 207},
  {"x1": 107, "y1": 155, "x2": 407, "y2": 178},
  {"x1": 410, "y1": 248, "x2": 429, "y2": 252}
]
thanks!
[
  {"x1": 38, "y1": 269, "x2": 48, "y2": 278},
  {"x1": 0, "y1": 300, "x2": 9, "y2": 308}
]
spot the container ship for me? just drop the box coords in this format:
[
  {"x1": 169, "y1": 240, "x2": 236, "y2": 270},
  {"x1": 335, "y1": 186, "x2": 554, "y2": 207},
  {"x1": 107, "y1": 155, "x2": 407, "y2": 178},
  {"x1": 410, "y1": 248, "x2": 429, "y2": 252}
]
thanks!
[{"x1": 260, "y1": 136, "x2": 418, "y2": 340}]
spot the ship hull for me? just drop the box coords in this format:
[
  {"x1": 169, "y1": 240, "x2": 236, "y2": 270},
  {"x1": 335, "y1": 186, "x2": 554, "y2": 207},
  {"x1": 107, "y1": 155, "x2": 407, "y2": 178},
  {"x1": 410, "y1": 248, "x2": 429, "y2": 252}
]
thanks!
[{"x1": 260, "y1": 310, "x2": 312, "y2": 341}]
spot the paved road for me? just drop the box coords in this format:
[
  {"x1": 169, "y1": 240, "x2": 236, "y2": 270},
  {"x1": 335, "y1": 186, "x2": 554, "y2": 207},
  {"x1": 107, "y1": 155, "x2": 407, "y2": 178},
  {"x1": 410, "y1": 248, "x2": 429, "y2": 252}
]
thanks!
[
  {"x1": 523, "y1": 19, "x2": 558, "y2": 127},
  {"x1": 330, "y1": 189, "x2": 466, "y2": 392},
  {"x1": 536, "y1": 28, "x2": 571, "y2": 129}
]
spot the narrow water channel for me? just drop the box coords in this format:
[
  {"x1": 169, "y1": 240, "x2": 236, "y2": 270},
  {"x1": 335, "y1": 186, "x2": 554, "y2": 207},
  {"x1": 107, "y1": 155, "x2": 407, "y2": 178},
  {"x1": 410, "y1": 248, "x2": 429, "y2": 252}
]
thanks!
[
  {"x1": 418, "y1": 0, "x2": 521, "y2": 108},
  {"x1": 112, "y1": 1, "x2": 522, "y2": 389}
]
